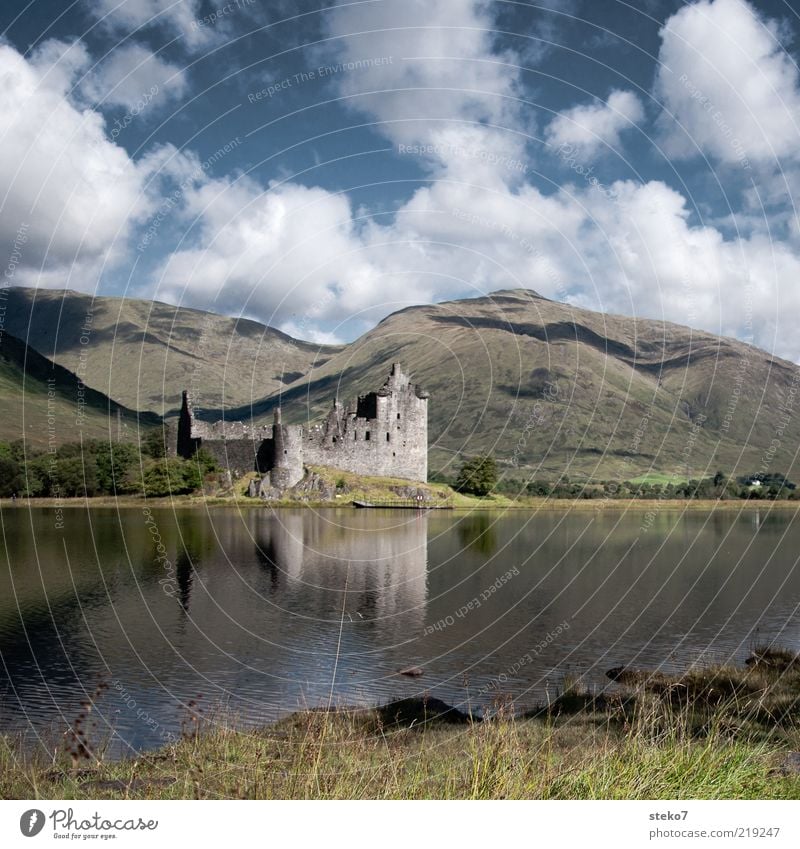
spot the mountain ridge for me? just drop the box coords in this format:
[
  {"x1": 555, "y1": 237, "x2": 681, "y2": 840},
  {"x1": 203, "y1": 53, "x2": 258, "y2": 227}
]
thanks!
[
  {"x1": 3, "y1": 285, "x2": 798, "y2": 480},
  {"x1": 2, "y1": 287, "x2": 342, "y2": 415}
]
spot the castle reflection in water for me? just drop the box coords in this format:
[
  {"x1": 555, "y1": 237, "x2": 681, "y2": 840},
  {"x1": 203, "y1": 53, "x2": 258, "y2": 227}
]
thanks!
[{"x1": 207, "y1": 509, "x2": 429, "y2": 630}]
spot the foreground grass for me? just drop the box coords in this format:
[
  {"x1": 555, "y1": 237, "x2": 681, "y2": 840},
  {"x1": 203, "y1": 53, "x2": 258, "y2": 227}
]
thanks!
[
  {"x1": 2, "y1": 708, "x2": 796, "y2": 801},
  {"x1": 3, "y1": 649, "x2": 800, "y2": 800}
]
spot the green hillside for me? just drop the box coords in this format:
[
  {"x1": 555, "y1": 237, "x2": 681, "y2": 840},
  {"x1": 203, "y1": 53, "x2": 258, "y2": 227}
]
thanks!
[
  {"x1": 2, "y1": 287, "x2": 342, "y2": 415},
  {"x1": 0, "y1": 332, "x2": 159, "y2": 446},
  {"x1": 213, "y1": 289, "x2": 800, "y2": 481}
]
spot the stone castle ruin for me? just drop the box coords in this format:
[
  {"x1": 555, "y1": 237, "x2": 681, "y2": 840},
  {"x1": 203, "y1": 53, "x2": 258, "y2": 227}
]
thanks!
[{"x1": 177, "y1": 363, "x2": 429, "y2": 495}]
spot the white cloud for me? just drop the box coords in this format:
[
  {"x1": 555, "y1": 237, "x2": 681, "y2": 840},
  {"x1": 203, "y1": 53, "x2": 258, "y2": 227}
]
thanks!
[
  {"x1": 80, "y1": 43, "x2": 188, "y2": 111},
  {"x1": 321, "y1": 0, "x2": 529, "y2": 178},
  {"x1": 27, "y1": 37, "x2": 92, "y2": 93},
  {"x1": 87, "y1": 0, "x2": 224, "y2": 51},
  {"x1": 151, "y1": 148, "x2": 800, "y2": 360},
  {"x1": 149, "y1": 0, "x2": 539, "y2": 328},
  {"x1": 654, "y1": 0, "x2": 800, "y2": 165},
  {"x1": 546, "y1": 89, "x2": 645, "y2": 156},
  {"x1": 149, "y1": 174, "x2": 437, "y2": 337},
  {"x1": 0, "y1": 39, "x2": 173, "y2": 285}
]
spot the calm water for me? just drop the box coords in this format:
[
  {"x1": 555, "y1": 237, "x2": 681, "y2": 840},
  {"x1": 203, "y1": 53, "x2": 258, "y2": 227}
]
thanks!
[{"x1": 1, "y1": 505, "x2": 799, "y2": 755}]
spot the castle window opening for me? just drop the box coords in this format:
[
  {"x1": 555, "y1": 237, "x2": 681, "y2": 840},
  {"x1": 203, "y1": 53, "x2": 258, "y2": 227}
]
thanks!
[
  {"x1": 365, "y1": 431, "x2": 370, "y2": 441},
  {"x1": 386, "y1": 432, "x2": 390, "y2": 442}
]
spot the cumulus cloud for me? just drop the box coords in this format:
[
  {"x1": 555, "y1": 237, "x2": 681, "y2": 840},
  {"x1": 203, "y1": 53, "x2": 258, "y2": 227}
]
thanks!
[
  {"x1": 26, "y1": 37, "x2": 92, "y2": 92},
  {"x1": 150, "y1": 0, "x2": 535, "y2": 328},
  {"x1": 0, "y1": 39, "x2": 173, "y2": 285},
  {"x1": 152, "y1": 141, "x2": 800, "y2": 360},
  {"x1": 87, "y1": 0, "x2": 225, "y2": 51},
  {"x1": 80, "y1": 43, "x2": 189, "y2": 111},
  {"x1": 321, "y1": 0, "x2": 529, "y2": 177},
  {"x1": 546, "y1": 89, "x2": 645, "y2": 156},
  {"x1": 654, "y1": 0, "x2": 800, "y2": 165},
  {"x1": 153, "y1": 177, "x2": 370, "y2": 318}
]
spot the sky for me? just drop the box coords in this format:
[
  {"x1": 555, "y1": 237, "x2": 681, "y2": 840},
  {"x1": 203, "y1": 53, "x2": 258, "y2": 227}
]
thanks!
[{"x1": 2, "y1": 0, "x2": 800, "y2": 358}]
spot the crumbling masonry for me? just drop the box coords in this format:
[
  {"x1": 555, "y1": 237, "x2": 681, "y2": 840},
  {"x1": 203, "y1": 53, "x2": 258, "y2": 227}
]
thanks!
[{"x1": 177, "y1": 363, "x2": 429, "y2": 494}]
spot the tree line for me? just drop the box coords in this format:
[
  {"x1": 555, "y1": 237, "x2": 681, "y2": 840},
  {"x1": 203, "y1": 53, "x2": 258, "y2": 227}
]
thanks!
[
  {"x1": 0, "y1": 429, "x2": 219, "y2": 499},
  {"x1": 439, "y1": 456, "x2": 799, "y2": 501}
]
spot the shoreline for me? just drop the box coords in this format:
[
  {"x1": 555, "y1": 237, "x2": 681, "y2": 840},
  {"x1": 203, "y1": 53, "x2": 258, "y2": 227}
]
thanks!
[
  {"x1": 3, "y1": 649, "x2": 799, "y2": 800},
  {"x1": 1, "y1": 495, "x2": 799, "y2": 511}
]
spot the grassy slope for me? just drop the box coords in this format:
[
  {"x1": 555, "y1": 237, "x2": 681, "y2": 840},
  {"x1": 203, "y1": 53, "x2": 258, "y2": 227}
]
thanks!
[
  {"x1": 235, "y1": 289, "x2": 800, "y2": 481},
  {"x1": 3, "y1": 287, "x2": 342, "y2": 415},
  {"x1": 0, "y1": 333, "x2": 159, "y2": 445}
]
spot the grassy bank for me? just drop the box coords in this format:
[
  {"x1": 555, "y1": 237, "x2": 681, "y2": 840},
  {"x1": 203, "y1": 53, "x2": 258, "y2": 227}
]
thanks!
[
  {"x1": 2, "y1": 495, "x2": 799, "y2": 511},
  {"x1": 2, "y1": 650, "x2": 799, "y2": 800}
]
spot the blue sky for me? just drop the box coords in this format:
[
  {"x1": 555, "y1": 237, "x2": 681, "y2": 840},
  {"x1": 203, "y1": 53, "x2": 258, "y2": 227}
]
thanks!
[{"x1": 2, "y1": 0, "x2": 800, "y2": 359}]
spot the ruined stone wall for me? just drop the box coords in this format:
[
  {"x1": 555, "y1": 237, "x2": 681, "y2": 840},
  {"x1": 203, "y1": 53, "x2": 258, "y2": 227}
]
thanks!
[
  {"x1": 301, "y1": 364, "x2": 427, "y2": 482},
  {"x1": 177, "y1": 391, "x2": 271, "y2": 477},
  {"x1": 198, "y1": 438, "x2": 263, "y2": 478},
  {"x1": 178, "y1": 362, "x2": 428, "y2": 487},
  {"x1": 192, "y1": 420, "x2": 266, "y2": 441}
]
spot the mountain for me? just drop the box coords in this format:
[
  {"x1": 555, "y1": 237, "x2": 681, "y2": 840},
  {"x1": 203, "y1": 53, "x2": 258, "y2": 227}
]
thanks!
[
  {"x1": 0, "y1": 332, "x2": 160, "y2": 446},
  {"x1": 2, "y1": 287, "x2": 342, "y2": 415},
  {"x1": 6, "y1": 286, "x2": 799, "y2": 480},
  {"x1": 214, "y1": 289, "x2": 800, "y2": 481}
]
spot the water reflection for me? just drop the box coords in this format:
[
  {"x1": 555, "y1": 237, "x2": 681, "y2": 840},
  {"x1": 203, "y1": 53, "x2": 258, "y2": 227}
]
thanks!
[
  {"x1": 456, "y1": 512, "x2": 499, "y2": 556},
  {"x1": 0, "y1": 508, "x2": 431, "y2": 752},
  {"x1": 0, "y1": 506, "x2": 799, "y2": 755}
]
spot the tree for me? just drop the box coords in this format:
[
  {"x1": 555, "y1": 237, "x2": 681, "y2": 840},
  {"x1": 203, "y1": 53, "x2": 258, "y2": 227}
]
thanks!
[
  {"x1": 454, "y1": 455, "x2": 498, "y2": 497},
  {"x1": 0, "y1": 456, "x2": 22, "y2": 497},
  {"x1": 94, "y1": 442, "x2": 140, "y2": 494},
  {"x1": 54, "y1": 457, "x2": 98, "y2": 497},
  {"x1": 142, "y1": 426, "x2": 171, "y2": 460},
  {"x1": 193, "y1": 448, "x2": 219, "y2": 474},
  {"x1": 526, "y1": 479, "x2": 551, "y2": 497},
  {"x1": 23, "y1": 455, "x2": 51, "y2": 497}
]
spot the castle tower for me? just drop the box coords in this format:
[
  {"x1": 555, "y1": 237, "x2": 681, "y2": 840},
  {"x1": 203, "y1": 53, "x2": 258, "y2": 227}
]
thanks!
[
  {"x1": 176, "y1": 390, "x2": 201, "y2": 459},
  {"x1": 268, "y1": 407, "x2": 304, "y2": 489},
  {"x1": 306, "y1": 363, "x2": 428, "y2": 482},
  {"x1": 389, "y1": 364, "x2": 428, "y2": 482}
]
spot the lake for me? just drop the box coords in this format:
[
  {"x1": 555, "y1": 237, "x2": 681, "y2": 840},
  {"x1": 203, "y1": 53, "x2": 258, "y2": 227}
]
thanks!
[{"x1": 1, "y1": 505, "x2": 799, "y2": 755}]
